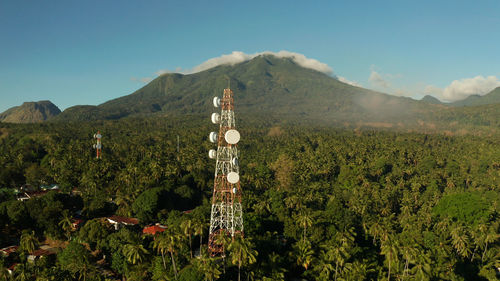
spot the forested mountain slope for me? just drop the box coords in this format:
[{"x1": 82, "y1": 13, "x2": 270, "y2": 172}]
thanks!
[{"x1": 0, "y1": 101, "x2": 61, "y2": 123}]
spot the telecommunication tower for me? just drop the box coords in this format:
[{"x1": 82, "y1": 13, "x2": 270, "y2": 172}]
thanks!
[
  {"x1": 92, "y1": 131, "x2": 102, "y2": 159},
  {"x1": 207, "y1": 88, "x2": 243, "y2": 256}
]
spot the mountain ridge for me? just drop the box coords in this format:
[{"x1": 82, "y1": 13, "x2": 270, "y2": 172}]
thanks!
[
  {"x1": 0, "y1": 100, "x2": 61, "y2": 123},
  {"x1": 55, "y1": 55, "x2": 436, "y2": 125}
]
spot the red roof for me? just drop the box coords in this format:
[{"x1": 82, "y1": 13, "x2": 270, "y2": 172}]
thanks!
[
  {"x1": 8, "y1": 263, "x2": 18, "y2": 271},
  {"x1": 71, "y1": 219, "x2": 84, "y2": 227},
  {"x1": 0, "y1": 246, "x2": 18, "y2": 256},
  {"x1": 107, "y1": 215, "x2": 139, "y2": 225},
  {"x1": 143, "y1": 224, "x2": 167, "y2": 235},
  {"x1": 182, "y1": 209, "x2": 193, "y2": 214},
  {"x1": 29, "y1": 249, "x2": 56, "y2": 257}
]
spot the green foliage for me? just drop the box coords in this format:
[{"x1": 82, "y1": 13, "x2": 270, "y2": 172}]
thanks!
[
  {"x1": 58, "y1": 241, "x2": 92, "y2": 276},
  {"x1": 0, "y1": 115, "x2": 499, "y2": 280},
  {"x1": 78, "y1": 218, "x2": 112, "y2": 250},
  {"x1": 433, "y1": 192, "x2": 492, "y2": 225},
  {"x1": 132, "y1": 187, "x2": 173, "y2": 223}
]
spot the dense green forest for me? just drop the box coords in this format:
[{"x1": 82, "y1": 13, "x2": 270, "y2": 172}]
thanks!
[{"x1": 0, "y1": 117, "x2": 499, "y2": 280}]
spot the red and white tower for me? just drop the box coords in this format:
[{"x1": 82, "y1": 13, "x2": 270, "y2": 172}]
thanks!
[
  {"x1": 93, "y1": 131, "x2": 102, "y2": 159},
  {"x1": 207, "y1": 88, "x2": 244, "y2": 256}
]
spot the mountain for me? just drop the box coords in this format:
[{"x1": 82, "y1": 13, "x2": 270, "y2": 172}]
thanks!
[
  {"x1": 451, "y1": 87, "x2": 500, "y2": 107},
  {"x1": 421, "y1": 95, "x2": 443, "y2": 104},
  {"x1": 0, "y1": 101, "x2": 61, "y2": 123},
  {"x1": 56, "y1": 55, "x2": 434, "y2": 126},
  {"x1": 52, "y1": 55, "x2": 500, "y2": 132}
]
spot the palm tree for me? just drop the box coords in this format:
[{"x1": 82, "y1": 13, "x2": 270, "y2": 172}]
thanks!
[
  {"x1": 58, "y1": 210, "x2": 73, "y2": 239},
  {"x1": 180, "y1": 218, "x2": 194, "y2": 259},
  {"x1": 293, "y1": 240, "x2": 314, "y2": 272},
  {"x1": 296, "y1": 210, "x2": 312, "y2": 243},
  {"x1": 228, "y1": 236, "x2": 257, "y2": 281},
  {"x1": 380, "y1": 234, "x2": 400, "y2": 281},
  {"x1": 122, "y1": 242, "x2": 148, "y2": 265},
  {"x1": 473, "y1": 223, "x2": 499, "y2": 262},
  {"x1": 215, "y1": 231, "x2": 231, "y2": 273},
  {"x1": 153, "y1": 229, "x2": 181, "y2": 280},
  {"x1": 325, "y1": 228, "x2": 355, "y2": 281},
  {"x1": 342, "y1": 260, "x2": 376, "y2": 281},
  {"x1": 195, "y1": 247, "x2": 221, "y2": 281},
  {"x1": 13, "y1": 263, "x2": 31, "y2": 281},
  {"x1": 193, "y1": 218, "x2": 206, "y2": 251},
  {"x1": 20, "y1": 230, "x2": 38, "y2": 254},
  {"x1": 410, "y1": 248, "x2": 431, "y2": 281},
  {"x1": 0, "y1": 265, "x2": 10, "y2": 281},
  {"x1": 450, "y1": 223, "x2": 471, "y2": 258},
  {"x1": 313, "y1": 250, "x2": 334, "y2": 281}
]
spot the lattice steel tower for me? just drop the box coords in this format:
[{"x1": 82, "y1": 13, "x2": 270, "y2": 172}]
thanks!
[
  {"x1": 92, "y1": 131, "x2": 102, "y2": 159},
  {"x1": 207, "y1": 88, "x2": 243, "y2": 256}
]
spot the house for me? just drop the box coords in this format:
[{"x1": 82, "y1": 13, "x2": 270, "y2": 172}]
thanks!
[
  {"x1": 106, "y1": 215, "x2": 139, "y2": 230},
  {"x1": 27, "y1": 246, "x2": 57, "y2": 263},
  {"x1": 0, "y1": 245, "x2": 18, "y2": 257},
  {"x1": 143, "y1": 224, "x2": 167, "y2": 236},
  {"x1": 40, "y1": 184, "x2": 59, "y2": 191},
  {"x1": 71, "y1": 218, "x2": 84, "y2": 230},
  {"x1": 16, "y1": 190, "x2": 50, "y2": 201},
  {"x1": 7, "y1": 263, "x2": 18, "y2": 275}
]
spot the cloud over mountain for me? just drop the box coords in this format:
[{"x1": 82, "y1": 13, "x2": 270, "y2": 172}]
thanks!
[
  {"x1": 426, "y1": 75, "x2": 500, "y2": 101},
  {"x1": 157, "y1": 50, "x2": 334, "y2": 76}
]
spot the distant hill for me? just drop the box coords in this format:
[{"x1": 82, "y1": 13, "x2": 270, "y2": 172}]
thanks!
[
  {"x1": 0, "y1": 101, "x2": 61, "y2": 123},
  {"x1": 421, "y1": 95, "x2": 443, "y2": 104},
  {"x1": 451, "y1": 87, "x2": 500, "y2": 107},
  {"x1": 56, "y1": 55, "x2": 435, "y2": 126}
]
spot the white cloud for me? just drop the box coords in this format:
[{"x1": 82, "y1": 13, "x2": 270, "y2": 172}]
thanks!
[
  {"x1": 423, "y1": 85, "x2": 444, "y2": 97},
  {"x1": 156, "y1": 50, "x2": 334, "y2": 76},
  {"x1": 369, "y1": 70, "x2": 390, "y2": 89},
  {"x1": 337, "y1": 76, "x2": 362, "y2": 87},
  {"x1": 442, "y1": 75, "x2": 500, "y2": 101},
  {"x1": 424, "y1": 75, "x2": 500, "y2": 102},
  {"x1": 367, "y1": 68, "x2": 413, "y2": 97}
]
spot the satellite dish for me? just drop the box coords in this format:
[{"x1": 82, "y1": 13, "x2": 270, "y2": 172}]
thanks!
[
  {"x1": 211, "y1": 113, "x2": 220, "y2": 124},
  {"x1": 96, "y1": 134, "x2": 102, "y2": 139},
  {"x1": 209, "y1": 132, "x2": 218, "y2": 143},
  {"x1": 208, "y1": 149, "x2": 217, "y2": 159},
  {"x1": 213, "y1": 97, "x2": 220, "y2": 107},
  {"x1": 227, "y1": 172, "x2": 239, "y2": 184},
  {"x1": 232, "y1": 187, "x2": 237, "y2": 194},
  {"x1": 96, "y1": 143, "x2": 102, "y2": 149},
  {"x1": 92, "y1": 144, "x2": 96, "y2": 149},
  {"x1": 225, "y1": 129, "x2": 240, "y2": 144},
  {"x1": 93, "y1": 134, "x2": 96, "y2": 138},
  {"x1": 231, "y1": 157, "x2": 238, "y2": 166}
]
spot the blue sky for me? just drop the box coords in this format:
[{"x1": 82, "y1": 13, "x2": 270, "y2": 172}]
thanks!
[{"x1": 1, "y1": 0, "x2": 499, "y2": 112}]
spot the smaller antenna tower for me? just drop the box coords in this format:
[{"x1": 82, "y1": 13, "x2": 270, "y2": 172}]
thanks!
[{"x1": 92, "y1": 131, "x2": 102, "y2": 159}]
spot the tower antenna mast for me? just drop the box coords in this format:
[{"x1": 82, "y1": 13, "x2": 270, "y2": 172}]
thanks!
[
  {"x1": 207, "y1": 87, "x2": 243, "y2": 256},
  {"x1": 93, "y1": 131, "x2": 102, "y2": 159}
]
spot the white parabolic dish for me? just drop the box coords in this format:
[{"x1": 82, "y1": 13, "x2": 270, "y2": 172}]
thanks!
[
  {"x1": 96, "y1": 134, "x2": 102, "y2": 139},
  {"x1": 225, "y1": 129, "x2": 240, "y2": 144},
  {"x1": 213, "y1": 97, "x2": 220, "y2": 107},
  {"x1": 227, "y1": 172, "x2": 239, "y2": 184},
  {"x1": 208, "y1": 149, "x2": 216, "y2": 159},
  {"x1": 209, "y1": 132, "x2": 218, "y2": 143},
  {"x1": 211, "y1": 113, "x2": 220, "y2": 124}
]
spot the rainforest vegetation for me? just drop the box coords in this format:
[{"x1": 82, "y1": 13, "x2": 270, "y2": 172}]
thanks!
[{"x1": 0, "y1": 117, "x2": 499, "y2": 280}]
